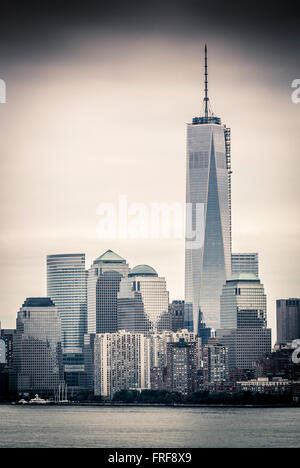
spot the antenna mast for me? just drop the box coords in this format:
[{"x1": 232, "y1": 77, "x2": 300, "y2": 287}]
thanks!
[{"x1": 204, "y1": 44, "x2": 209, "y2": 118}]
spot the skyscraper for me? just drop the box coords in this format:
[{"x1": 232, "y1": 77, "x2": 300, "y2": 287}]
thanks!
[
  {"x1": 232, "y1": 253, "x2": 259, "y2": 276},
  {"x1": 12, "y1": 298, "x2": 64, "y2": 395},
  {"x1": 202, "y1": 337, "x2": 229, "y2": 384},
  {"x1": 94, "y1": 330, "x2": 151, "y2": 398},
  {"x1": 276, "y1": 298, "x2": 300, "y2": 344},
  {"x1": 47, "y1": 254, "x2": 87, "y2": 390},
  {"x1": 185, "y1": 45, "x2": 231, "y2": 332},
  {"x1": 219, "y1": 273, "x2": 267, "y2": 329},
  {"x1": 47, "y1": 254, "x2": 87, "y2": 353},
  {"x1": 217, "y1": 273, "x2": 271, "y2": 370},
  {"x1": 117, "y1": 264, "x2": 170, "y2": 333},
  {"x1": 87, "y1": 249, "x2": 130, "y2": 334}
]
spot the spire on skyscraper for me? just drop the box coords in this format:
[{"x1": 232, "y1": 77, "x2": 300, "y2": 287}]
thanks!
[
  {"x1": 204, "y1": 43, "x2": 209, "y2": 118},
  {"x1": 194, "y1": 44, "x2": 220, "y2": 125}
]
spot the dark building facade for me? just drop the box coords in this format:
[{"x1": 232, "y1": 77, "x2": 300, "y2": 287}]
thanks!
[
  {"x1": 169, "y1": 300, "x2": 184, "y2": 332},
  {"x1": 276, "y1": 298, "x2": 300, "y2": 345},
  {"x1": 96, "y1": 270, "x2": 123, "y2": 333}
]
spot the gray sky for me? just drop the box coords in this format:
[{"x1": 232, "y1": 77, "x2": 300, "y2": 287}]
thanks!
[{"x1": 0, "y1": 2, "x2": 299, "y2": 341}]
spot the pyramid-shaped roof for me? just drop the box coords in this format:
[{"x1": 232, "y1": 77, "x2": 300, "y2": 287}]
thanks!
[{"x1": 93, "y1": 249, "x2": 126, "y2": 264}]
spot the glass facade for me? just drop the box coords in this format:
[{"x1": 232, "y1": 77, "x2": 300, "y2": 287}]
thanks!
[
  {"x1": 231, "y1": 253, "x2": 259, "y2": 276},
  {"x1": 12, "y1": 298, "x2": 64, "y2": 394},
  {"x1": 217, "y1": 273, "x2": 271, "y2": 370},
  {"x1": 220, "y1": 273, "x2": 266, "y2": 329},
  {"x1": 276, "y1": 298, "x2": 300, "y2": 344},
  {"x1": 117, "y1": 265, "x2": 170, "y2": 333},
  {"x1": 47, "y1": 254, "x2": 87, "y2": 354},
  {"x1": 185, "y1": 121, "x2": 231, "y2": 331}
]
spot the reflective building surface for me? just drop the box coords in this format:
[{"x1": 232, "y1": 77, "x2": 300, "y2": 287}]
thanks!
[
  {"x1": 117, "y1": 264, "x2": 170, "y2": 333},
  {"x1": 220, "y1": 273, "x2": 266, "y2": 329},
  {"x1": 12, "y1": 298, "x2": 64, "y2": 394},
  {"x1": 232, "y1": 253, "x2": 259, "y2": 277},
  {"x1": 217, "y1": 273, "x2": 271, "y2": 370},
  {"x1": 185, "y1": 48, "x2": 231, "y2": 331},
  {"x1": 47, "y1": 254, "x2": 87, "y2": 353}
]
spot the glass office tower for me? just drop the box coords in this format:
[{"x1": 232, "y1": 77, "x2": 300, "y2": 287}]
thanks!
[
  {"x1": 47, "y1": 254, "x2": 87, "y2": 390},
  {"x1": 47, "y1": 254, "x2": 87, "y2": 353},
  {"x1": 185, "y1": 46, "x2": 231, "y2": 332}
]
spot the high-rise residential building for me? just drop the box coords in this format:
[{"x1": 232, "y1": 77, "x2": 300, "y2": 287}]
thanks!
[
  {"x1": 231, "y1": 253, "x2": 259, "y2": 276},
  {"x1": 12, "y1": 298, "x2": 64, "y2": 395},
  {"x1": 149, "y1": 330, "x2": 201, "y2": 394},
  {"x1": 217, "y1": 273, "x2": 271, "y2": 370},
  {"x1": 202, "y1": 337, "x2": 229, "y2": 384},
  {"x1": 276, "y1": 299, "x2": 300, "y2": 344},
  {"x1": 185, "y1": 45, "x2": 231, "y2": 332},
  {"x1": 47, "y1": 254, "x2": 87, "y2": 391},
  {"x1": 149, "y1": 329, "x2": 201, "y2": 370},
  {"x1": 169, "y1": 300, "x2": 185, "y2": 332},
  {"x1": 94, "y1": 331, "x2": 151, "y2": 399},
  {"x1": 164, "y1": 340, "x2": 199, "y2": 395},
  {"x1": 117, "y1": 265, "x2": 170, "y2": 333},
  {"x1": 87, "y1": 250, "x2": 129, "y2": 334}
]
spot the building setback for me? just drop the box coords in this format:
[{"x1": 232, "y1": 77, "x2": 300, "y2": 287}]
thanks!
[
  {"x1": 217, "y1": 273, "x2": 271, "y2": 371},
  {"x1": 231, "y1": 253, "x2": 259, "y2": 277}
]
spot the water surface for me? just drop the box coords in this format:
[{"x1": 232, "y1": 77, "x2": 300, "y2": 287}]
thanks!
[{"x1": 0, "y1": 405, "x2": 299, "y2": 448}]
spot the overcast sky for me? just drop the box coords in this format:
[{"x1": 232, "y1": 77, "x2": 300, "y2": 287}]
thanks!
[{"x1": 0, "y1": 1, "x2": 299, "y2": 340}]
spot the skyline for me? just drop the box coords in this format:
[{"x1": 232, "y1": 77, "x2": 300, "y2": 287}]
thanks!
[{"x1": 0, "y1": 4, "x2": 299, "y2": 343}]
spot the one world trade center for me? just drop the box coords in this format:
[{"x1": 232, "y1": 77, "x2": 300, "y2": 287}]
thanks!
[{"x1": 184, "y1": 45, "x2": 232, "y2": 332}]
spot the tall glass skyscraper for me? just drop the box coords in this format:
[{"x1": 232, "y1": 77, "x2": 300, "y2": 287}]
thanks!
[
  {"x1": 185, "y1": 46, "x2": 231, "y2": 332},
  {"x1": 47, "y1": 254, "x2": 87, "y2": 353},
  {"x1": 47, "y1": 254, "x2": 87, "y2": 390}
]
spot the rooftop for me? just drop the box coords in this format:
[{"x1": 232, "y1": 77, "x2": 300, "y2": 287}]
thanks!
[
  {"x1": 129, "y1": 264, "x2": 158, "y2": 277},
  {"x1": 227, "y1": 273, "x2": 260, "y2": 282},
  {"x1": 93, "y1": 249, "x2": 126, "y2": 264},
  {"x1": 22, "y1": 298, "x2": 56, "y2": 308}
]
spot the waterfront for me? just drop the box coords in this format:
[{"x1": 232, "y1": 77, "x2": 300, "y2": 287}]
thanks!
[{"x1": 0, "y1": 405, "x2": 299, "y2": 448}]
